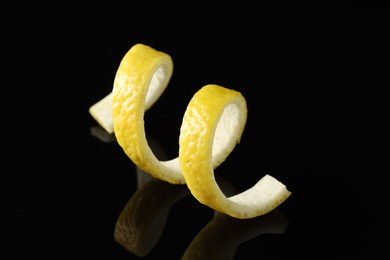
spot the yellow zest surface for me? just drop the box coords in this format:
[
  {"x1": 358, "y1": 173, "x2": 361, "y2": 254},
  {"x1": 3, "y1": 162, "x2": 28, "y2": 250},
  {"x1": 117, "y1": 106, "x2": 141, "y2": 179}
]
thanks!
[
  {"x1": 90, "y1": 43, "x2": 291, "y2": 219},
  {"x1": 112, "y1": 43, "x2": 185, "y2": 184},
  {"x1": 179, "y1": 85, "x2": 291, "y2": 219}
]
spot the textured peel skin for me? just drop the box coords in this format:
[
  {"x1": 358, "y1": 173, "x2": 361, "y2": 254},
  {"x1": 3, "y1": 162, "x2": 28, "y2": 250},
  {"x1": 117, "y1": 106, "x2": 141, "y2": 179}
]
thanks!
[
  {"x1": 179, "y1": 85, "x2": 291, "y2": 219},
  {"x1": 90, "y1": 43, "x2": 291, "y2": 219}
]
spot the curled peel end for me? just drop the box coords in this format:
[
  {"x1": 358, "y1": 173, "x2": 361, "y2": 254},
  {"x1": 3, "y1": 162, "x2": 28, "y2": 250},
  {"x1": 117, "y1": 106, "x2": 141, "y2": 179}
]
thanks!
[{"x1": 89, "y1": 92, "x2": 114, "y2": 134}]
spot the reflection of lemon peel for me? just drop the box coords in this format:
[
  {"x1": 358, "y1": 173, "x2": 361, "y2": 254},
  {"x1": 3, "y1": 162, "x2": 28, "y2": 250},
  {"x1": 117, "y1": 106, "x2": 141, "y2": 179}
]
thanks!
[
  {"x1": 114, "y1": 177, "x2": 189, "y2": 257},
  {"x1": 182, "y1": 209, "x2": 289, "y2": 259},
  {"x1": 89, "y1": 43, "x2": 291, "y2": 219},
  {"x1": 89, "y1": 125, "x2": 116, "y2": 143}
]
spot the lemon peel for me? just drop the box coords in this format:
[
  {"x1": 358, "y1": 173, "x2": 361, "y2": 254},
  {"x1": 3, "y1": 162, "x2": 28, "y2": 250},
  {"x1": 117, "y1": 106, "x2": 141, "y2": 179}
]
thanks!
[
  {"x1": 179, "y1": 85, "x2": 291, "y2": 219},
  {"x1": 112, "y1": 43, "x2": 186, "y2": 184},
  {"x1": 89, "y1": 43, "x2": 291, "y2": 219}
]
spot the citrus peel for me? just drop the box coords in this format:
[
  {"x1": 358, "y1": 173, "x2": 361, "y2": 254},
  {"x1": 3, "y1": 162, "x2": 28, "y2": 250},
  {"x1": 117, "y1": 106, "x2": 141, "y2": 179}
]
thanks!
[
  {"x1": 179, "y1": 85, "x2": 291, "y2": 219},
  {"x1": 89, "y1": 43, "x2": 291, "y2": 219},
  {"x1": 112, "y1": 43, "x2": 185, "y2": 184}
]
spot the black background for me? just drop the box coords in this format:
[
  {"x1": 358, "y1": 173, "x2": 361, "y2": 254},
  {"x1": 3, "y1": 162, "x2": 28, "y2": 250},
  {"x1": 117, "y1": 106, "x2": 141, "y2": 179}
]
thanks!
[{"x1": 2, "y1": 3, "x2": 388, "y2": 259}]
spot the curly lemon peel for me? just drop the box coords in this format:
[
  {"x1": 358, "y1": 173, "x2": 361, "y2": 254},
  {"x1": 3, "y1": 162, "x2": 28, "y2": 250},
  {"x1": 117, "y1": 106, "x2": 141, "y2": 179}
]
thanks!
[
  {"x1": 179, "y1": 85, "x2": 291, "y2": 219},
  {"x1": 89, "y1": 43, "x2": 291, "y2": 218},
  {"x1": 111, "y1": 43, "x2": 186, "y2": 184}
]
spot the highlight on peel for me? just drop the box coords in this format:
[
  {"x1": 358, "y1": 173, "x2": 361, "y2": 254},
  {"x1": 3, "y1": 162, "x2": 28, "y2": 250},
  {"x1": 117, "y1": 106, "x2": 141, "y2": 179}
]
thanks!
[{"x1": 179, "y1": 85, "x2": 291, "y2": 219}]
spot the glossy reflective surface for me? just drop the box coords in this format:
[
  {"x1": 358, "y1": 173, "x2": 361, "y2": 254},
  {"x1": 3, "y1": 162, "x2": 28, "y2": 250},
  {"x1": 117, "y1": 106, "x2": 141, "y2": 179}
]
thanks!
[{"x1": 2, "y1": 4, "x2": 387, "y2": 259}]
